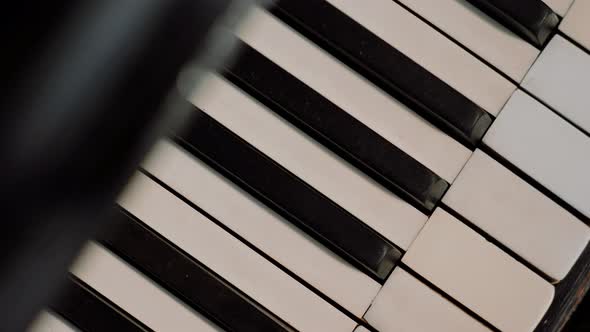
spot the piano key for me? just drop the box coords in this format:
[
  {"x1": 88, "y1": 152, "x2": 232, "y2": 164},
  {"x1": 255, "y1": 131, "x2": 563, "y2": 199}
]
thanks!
[
  {"x1": 560, "y1": 0, "x2": 590, "y2": 51},
  {"x1": 522, "y1": 35, "x2": 590, "y2": 133},
  {"x1": 542, "y1": 0, "x2": 574, "y2": 16},
  {"x1": 27, "y1": 311, "x2": 80, "y2": 332},
  {"x1": 271, "y1": 0, "x2": 492, "y2": 146},
  {"x1": 465, "y1": 0, "x2": 559, "y2": 47},
  {"x1": 402, "y1": 208, "x2": 554, "y2": 332},
  {"x1": 314, "y1": 0, "x2": 516, "y2": 117},
  {"x1": 364, "y1": 268, "x2": 491, "y2": 332},
  {"x1": 398, "y1": 0, "x2": 539, "y2": 81},
  {"x1": 224, "y1": 44, "x2": 448, "y2": 213},
  {"x1": 442, "y1": 149, "x2": 590, "y2": 281},
  {"x1": 186, "y1": 76, "x2": 409, "y2": 276},
  {"x1": 97, "y1": 209, "x2": 294, "y2": 332},
  {"x1": 234, "y1": 6, "x2": 471, "y2": 182},
  {"x1": 49, "y1": 277, "x2": 150, "y2": 332},
  {"x1": 70, "y1": 242, "x2": 222, "y2": 332},
  {"x1": 142, "y1": 140, "x2": 380, "y2": 317},
  {"x1": 118, "y1": 172, "x2": 357, "y2": 332},
  {"x1": 483, "y1": 90, "x2": 590, "y2": 219}
]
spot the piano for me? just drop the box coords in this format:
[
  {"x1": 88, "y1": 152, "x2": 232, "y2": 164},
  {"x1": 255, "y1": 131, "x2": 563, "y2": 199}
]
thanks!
[{"x1": 26, "y1": 0, "x2": 590, "y2": 331}]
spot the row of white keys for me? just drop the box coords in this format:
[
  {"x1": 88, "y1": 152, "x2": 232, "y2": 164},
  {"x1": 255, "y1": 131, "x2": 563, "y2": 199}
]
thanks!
[
  {"x1": 27, "y1": 311, "x2": 79, "y2": 332},
  {"x1": 364, "y1": 267, "x2": 491, "y2": 332},
  {"x1": 233, "y1": 6, "x2": 471, "y2": 183},
  {"x1": 443, "y1": 149, "x2": 590, "y2": 281},
  {"x1": 118, "y1": 172, "x2": 357, "y2": 331},
  {"x1": 397, "y1": 0, "x2": 539, "y2": 82},
  {"x1": 71, "y1": 241, "x2": 222, "y2": 332},
  {"x1": 560, "y1": 0, "x2": 590, "y2": 50},
  {"x1": 484, "y1": 90, "x2": 590, "y2": 219},
  {"x1": 522, "y1": 35, "x2": 590, "y2": 133},
  {"x1": 364, "y1": 140, "x2": 587, "y2": 331},
  {"x1": 142, "y1": 139, "x2": 381, "y2": 317},
  {"x1": 323, "y1": 0, "x2": 516, "y2": 116},
  {"x1": 402, "y1": 208, "x2": 554, "y2": 332},
  {"x1": 188, "y1": 73, "x2": 426, "y2": 251}
]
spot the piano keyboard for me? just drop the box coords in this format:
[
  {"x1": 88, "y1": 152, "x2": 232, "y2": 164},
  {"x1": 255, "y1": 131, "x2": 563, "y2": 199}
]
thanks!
[{"x1": 30, "y1": 0, "x2": 590, "y2": 331}]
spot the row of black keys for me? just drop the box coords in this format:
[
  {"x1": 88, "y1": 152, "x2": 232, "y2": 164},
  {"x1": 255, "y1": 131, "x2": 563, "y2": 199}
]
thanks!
[
  {"x1": 51, "y1": 0, "x2": 565, "y2": 288},
  {"x1": 189, "y1": 0, "x2": 568, "y2": 282}
]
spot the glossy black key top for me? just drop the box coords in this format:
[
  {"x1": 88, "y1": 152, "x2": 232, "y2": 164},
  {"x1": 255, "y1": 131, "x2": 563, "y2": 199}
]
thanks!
[
  {"x1": 174, "y1": 106, "x2": 402, "y2": 281},
  {"x1": 97, "y1": 209, "x2": 293, "y2": 332},
  {"x1": 466, "y1": 0, "x2": 559, "y2": 47},
  {"x1": 49, "y1": 277, "x2": 151, "y2": 332},
  {"x1": 271, "y1": 0, "x2": 492, "y2": 146},
  {"x1": 224, "y1": 43, "x2": 448, "y2": 213}
]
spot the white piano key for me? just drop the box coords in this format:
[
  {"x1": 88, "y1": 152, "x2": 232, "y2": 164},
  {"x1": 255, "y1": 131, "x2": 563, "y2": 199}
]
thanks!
[
  {"x1": 364, "y1": 268, "x2": 491, "y2": 332},
  {"x1": 443, "y1": 149, "x2": 590, "y2": 281},
  {"x1": 522, "y1": 35, "x2": 590, "y2": 133},
  {"x1": 402, "y1": 208, "x2": 554, "y2": 332},
  {"x1": 27, "y1": 312, "x2": 79, "y2": 332},
  {"x1": 398, "y1": 0, "x2": 539, "y2": 82},
  {"x1": 484, "y1": 90, "x2": 590, "y2": 219},
  {"x1": 189, "y1": 73, "x2": 427, "y2": 250},
  {"x1": 353, "y1": 326, "x2": 370, "y2": 332},
  {"x1": 560, "y1": 0, "x2": 590, "y2": 51},
  {"x1": 70, "y1": 242, "x2": 222, "y2": 332},
  {"x1": 324, "y1": 0, "x2": 515, "y2": 116},
  {"x1": 142, "y1": 140, "x2": 381, "y2": 317},
  {"x1": 234, "y1": 6, "x2": 471, "y2": 182},
  {"x1": 118, "y1": 172, "x2": 357, "y2": 332},
  {"x1": 542, "y1": 0, "x2": 574, "y2": 16}
]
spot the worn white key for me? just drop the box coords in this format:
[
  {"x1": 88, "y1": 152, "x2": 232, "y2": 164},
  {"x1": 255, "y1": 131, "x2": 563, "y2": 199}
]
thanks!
[
  {"x1": 560, "y1": 0, "x2": 590, "y2": 51},
  {"x1": 189, "y1": 73, "x2": 427, "y2": 250},
  {"x1": 71, "y1": 242, "x2": 221, "y2": 332},
  {"x1": 353, "y1": 326, "x2": 370, "y2": 332},
  {"x1": 484, "y1": 90, "x2": 590, "y2": 219},
  {"x1": 27, "y1": 312, "x2": 79, "y2": 332},
  {"x1": 142, "y1": 140, "x2": 380, "y2": 317},
  {"x1": 324, "y1": 0, "x2": 515, "y2": 115},
  {"x1": 443, "y1": 149, "x2": 590, "y2": 281},
  {"x1": 234, "y1": 6, "x2": 471, "y2": 182},
  {"x1": 118, "y1": 173, "x2": 356, "y2": 332},
  {"x1": 398, "y1": 0, "x2": 539, "y2": 82},
  {"x1": 364, "y1": 267, "x2": 491, "y2": 332},
  {"x1": 543, "y1": 0, "x2": 574, "y2": 16},
  {"x1": 522, "y1": 35, "x2": 590, "y2": 133},
  {"x1": 403, "y1": 208, "x2": 554, "y2": 332}
]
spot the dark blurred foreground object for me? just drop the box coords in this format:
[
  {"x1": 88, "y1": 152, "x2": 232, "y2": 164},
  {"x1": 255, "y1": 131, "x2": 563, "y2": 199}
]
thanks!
[{"x1": 0, "y1": 1, "x2": 240, "y2": 330}]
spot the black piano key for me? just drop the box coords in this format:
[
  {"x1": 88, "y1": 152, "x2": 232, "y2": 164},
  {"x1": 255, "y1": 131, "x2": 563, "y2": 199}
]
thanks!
[
  {"x1": 224, "y1": 43, "x2": 449, "y2": 213},
  {"x1": 49, "y1": 277, "x2": 151, "y2": 332},
  {"x1": 174, "y1": 107, "x2": 402, "y2": 281},
  {"x1": 466, "y1": 0, "x2": 559, "y2": 48},
  {"x1": 97, "y1": 209, "x2": 294, "y2": 332},
  {"x1": 270, "y1": 0, "x2": 493, "y2": 147}
]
